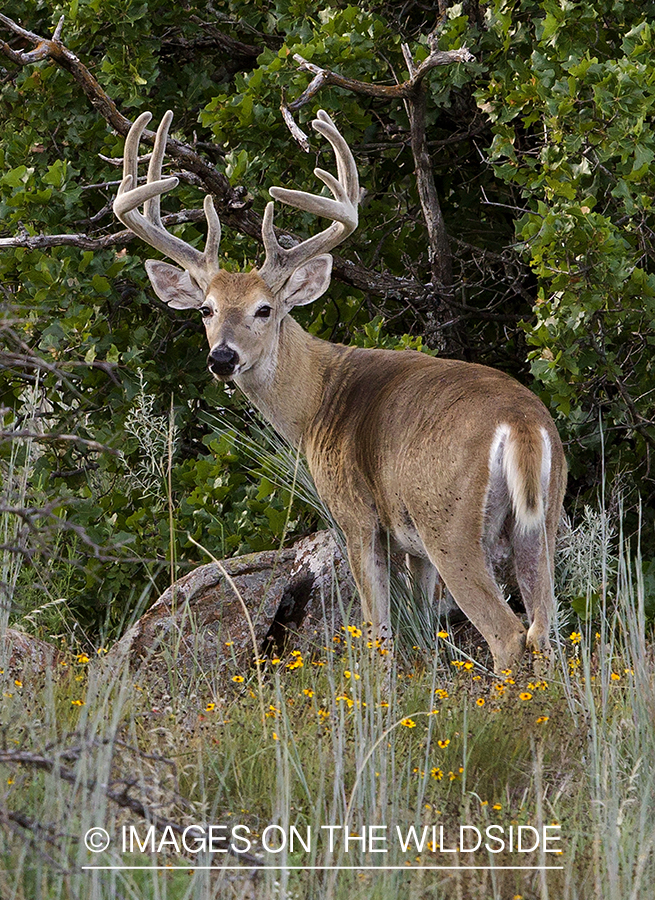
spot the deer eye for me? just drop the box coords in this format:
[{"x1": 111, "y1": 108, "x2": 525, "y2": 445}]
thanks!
[
  {"x1": 255, "y1": 305, "x2": 272, "y2": 319},
  {"x1": 199, "y1": 305, "x2": 212, "y2": 319}
]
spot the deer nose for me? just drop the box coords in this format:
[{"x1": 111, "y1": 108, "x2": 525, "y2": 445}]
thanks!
[{"x1": 207, "y1": 345, "x2": 240, "y2": 378}]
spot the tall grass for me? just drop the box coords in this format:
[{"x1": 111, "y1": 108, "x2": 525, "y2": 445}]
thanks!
[
  {"x1": 1, "y1": 378, "x2": 40, "y2": 641},
  {"x1": 1, "y1": 511, "x2": 654, "y2": 899}
]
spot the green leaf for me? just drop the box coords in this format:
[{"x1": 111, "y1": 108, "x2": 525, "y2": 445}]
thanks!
[{"x1": 92, "y1": 274, "x2": 111, "y2": 293}]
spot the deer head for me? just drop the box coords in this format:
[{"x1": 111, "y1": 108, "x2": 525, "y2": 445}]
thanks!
[{"x1": 113, "y1": 110, "x2": 359, "y2": 381}]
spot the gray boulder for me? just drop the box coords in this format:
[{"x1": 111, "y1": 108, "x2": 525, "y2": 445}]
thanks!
[{"x1": 110, "y1": 530, "x2": 356, "y2": 681}]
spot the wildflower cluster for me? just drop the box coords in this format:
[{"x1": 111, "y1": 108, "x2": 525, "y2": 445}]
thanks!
[
  {"x1": 287, "y1": 650, "x2": 304, "y2": 671},
  {"x1": 450, "y1": 659, "x2": 475, "y2": 671},
  {"x1": 568, "y1": 631, "x2": 583, "y2": 677}
]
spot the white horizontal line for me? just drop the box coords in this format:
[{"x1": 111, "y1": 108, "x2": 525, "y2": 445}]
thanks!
[{"x1": 83, "y1": 865, "x2": 564, "y2": 871}]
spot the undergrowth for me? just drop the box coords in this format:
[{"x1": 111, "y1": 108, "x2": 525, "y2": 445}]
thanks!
[{"x1": 0, "y1": 545, "x2": 653, "y2": 899}]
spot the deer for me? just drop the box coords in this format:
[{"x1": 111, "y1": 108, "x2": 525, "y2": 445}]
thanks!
[{"x1": 113, "y1": 109, "x2": 567, "y2": 674}]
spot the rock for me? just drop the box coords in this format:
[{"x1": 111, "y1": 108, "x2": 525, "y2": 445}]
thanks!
[
  {"x1": 1, "y1": 627, "x2": 58, "y2": 675},
  {"x1": 110, "y1": 530, "x2": 356, "y2": 681}
]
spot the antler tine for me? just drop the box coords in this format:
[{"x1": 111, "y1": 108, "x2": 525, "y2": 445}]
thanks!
[
  {"x1": 143, "y1": 109, "x2": 173, "y2": 228},
  {"x1": 113, "y1": 111, "x2": 221, "y2": 290},
  {"x1": 313, "y1": 109, "x2": 359, "y2": 205},
  {"x1": 257, "y1": 110, "x2": 359, "y2": 293}
]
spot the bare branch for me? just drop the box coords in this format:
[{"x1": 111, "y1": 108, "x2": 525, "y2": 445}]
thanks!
[
  {"x1": 0, "y1": 211, "x2": 205, "y2": 252},
  {"x1": 169, "y1": 17, "x2": 264, "y2": 64},
  {"x1": 403, "y1": 63, "x2": 452, "y2": 292},
  {"x1": 280, "y1": 97, "x2": 310, "y2": 152},
  {"x1": 99, "y1": 151, "x2": 153, "y2": 167},
  {"x1": 0, "y1": 430, "x2": 119, "y2": 455},
  {"x1": 280, "y1": 34, "x2": 474, "y2": 316},
  {"x1": 0, "y1": 13, "x2": 242, "y2": 218},
  {"x1": 287, "y1": 44, "x2": 474, "y2": 110},
  {"x1": 0, "y1": 745, "x2": 264, "y2": 866},
  {"x1": 0, "y1": 807, "x2": 70, "y2": 872}
]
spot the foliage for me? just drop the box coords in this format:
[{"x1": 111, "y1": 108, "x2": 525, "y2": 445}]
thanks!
[{"x1": 1, "y1": 0, "x2": 655, "y2": 634}]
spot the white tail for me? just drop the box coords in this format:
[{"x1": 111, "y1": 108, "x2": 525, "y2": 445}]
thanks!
[
  {"x1": 113, "y1": 110, "x2": 567, "y2": 673},
  {"x1": 490, "y1": 423, "x2": 552, "y2": 535}
]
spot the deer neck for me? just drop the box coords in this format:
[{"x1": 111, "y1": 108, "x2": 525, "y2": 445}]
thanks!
[{"x1": 234, "y1": 314, "x2": 346, "y2": 448}]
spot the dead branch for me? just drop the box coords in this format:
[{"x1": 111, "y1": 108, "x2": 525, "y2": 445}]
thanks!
[
  {"x1": 0, "y1": 806, "x2": 71, "y2": 872},
  {"x1": 281, "y1": 33, "x2": 474, "y2": 313},
  {"x1": 402, "y1": 37, "x2": 453, "y2": 292},
  {"x1": 0, "y1": 430, "x2": 118, "y2": 455},
  {"x1": 0, "y1": 746, "x2": 264, "y2": 866},
  {"x1": 285, "y1": 44, "x2": 474, "y2": 110},
  {"x1": 0, "y1": 211, "x2": 205, "y2": 252}
]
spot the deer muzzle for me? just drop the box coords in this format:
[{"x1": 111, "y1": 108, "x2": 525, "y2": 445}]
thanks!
[{"x1": 207, "y1": 344, "x2": 240, "y2": 378}]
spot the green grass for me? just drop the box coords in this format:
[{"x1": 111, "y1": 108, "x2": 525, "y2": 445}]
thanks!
[{"x1": 1, "y1": 545, "x2": 654, "y2": 899}]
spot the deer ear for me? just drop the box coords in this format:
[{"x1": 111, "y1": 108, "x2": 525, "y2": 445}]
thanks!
[
  {"x1": 279, "y1": 254, "x2": 333, "y2": 309},
  {"x1": 145, "y1": 260, "x2": 205, "y2": 309}
]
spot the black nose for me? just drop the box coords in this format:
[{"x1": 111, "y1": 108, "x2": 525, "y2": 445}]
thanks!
[{"x1": 208, "y1": 345, "x2": 240, "y2": 377}]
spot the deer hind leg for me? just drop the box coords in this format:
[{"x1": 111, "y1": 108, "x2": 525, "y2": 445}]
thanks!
[
  {"x1": 427, "y1": 547, "x2": 527, "y2": 674},
  {"x1": 413, "y1": 453, "x2": 527, "y2": 673},
  {"x1": 406, "y1": 554, "x2": 437, "y2": 610},
  {"x1": 512, "y1": 523, "x2": 556, "y2": 663}
]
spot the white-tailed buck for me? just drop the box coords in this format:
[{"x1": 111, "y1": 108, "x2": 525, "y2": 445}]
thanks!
[{"x1": 114, "y1": 109, "x2": 566, "y2": 673}]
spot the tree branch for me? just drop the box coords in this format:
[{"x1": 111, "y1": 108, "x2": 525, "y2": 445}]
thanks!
[
  {"x1": 280, "y1": 33, "x2": 472, "y2": 344},
  {"x1": 0, "y1": 13, "x2": 428, "y2": 304},
  {"x1": 0, "y1": 430, "x2": 118, "y2": 455},
  {"x1": 0, "y1": 211, "x2": 205, "y2": 252},
  {"x1": 403, "y1": 67, "x2": 452, "y2": 291},
  {"x1": 0, "y1": 746, "x2": 264, "y2": 866},
  {"x1": 285, "y1": 44, "x2": 473, "y2": 109}
]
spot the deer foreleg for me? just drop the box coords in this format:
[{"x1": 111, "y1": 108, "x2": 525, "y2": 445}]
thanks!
[{"x1": 343, "y1": 527, "x2": 392, "y2": 646}]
